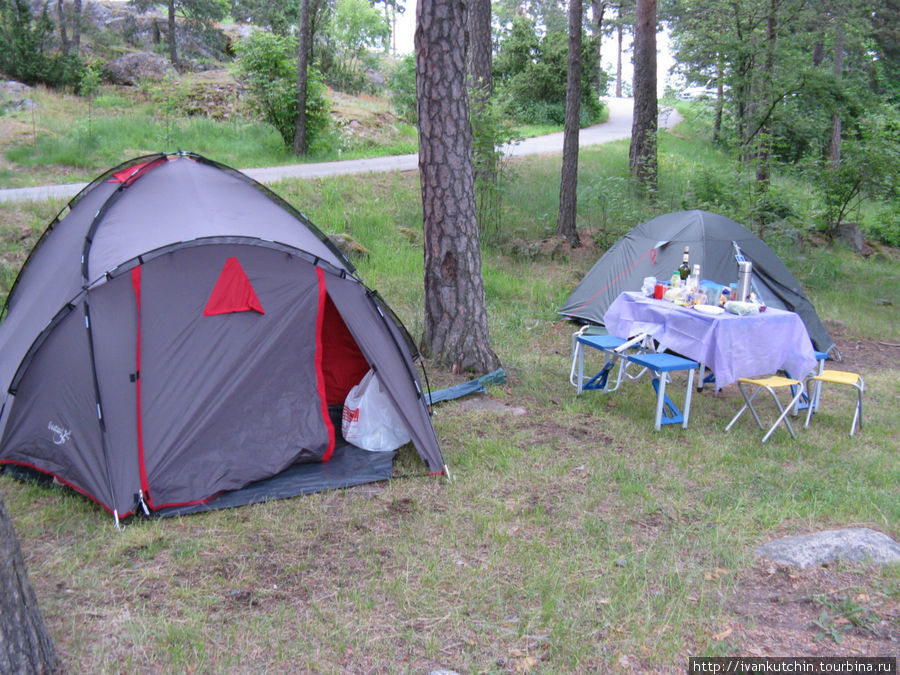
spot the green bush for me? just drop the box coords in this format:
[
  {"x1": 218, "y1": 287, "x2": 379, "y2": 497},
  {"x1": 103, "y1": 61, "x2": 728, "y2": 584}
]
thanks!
[
  {"x1": 388, "y1": 54, "x2": 417, "y2": 124},
  {"x1": 234, "y1": 30, "x2": 330, "y2": 150}
]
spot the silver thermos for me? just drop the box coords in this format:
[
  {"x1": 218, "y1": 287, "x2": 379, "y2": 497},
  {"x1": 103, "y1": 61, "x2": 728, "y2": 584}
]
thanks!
[{"x1": 736, "y1": 260, "x2": 753, "y2": 302}]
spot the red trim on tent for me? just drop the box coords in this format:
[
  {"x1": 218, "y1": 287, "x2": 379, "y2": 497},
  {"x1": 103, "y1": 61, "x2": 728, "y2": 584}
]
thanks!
[
  {"x1": 0, "y1": 460, "x2": 135, "y2": 519},
  {"x1": 320, "y1": 295, "x2": 370, "y2": 406},
  {"x1": 203, "y1": 257, "x2": 265, "y2": 316},
  {"x1": 145, "y1": 491, "x2": 225, "y2": 511},
  {"x1": 108, "y1": 157, "x2": 168, "y2": 186},
  {"x1": 315, "y1": 268, "x2": 336, "y2": 461},
  {"x1": 131, "y1": 266, "x2": 153, "y2": 508}
]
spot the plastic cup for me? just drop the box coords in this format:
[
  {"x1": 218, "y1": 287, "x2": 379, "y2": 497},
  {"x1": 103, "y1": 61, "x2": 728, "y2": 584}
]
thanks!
[{"x1": 654, "y1": 283, "x2": 665, "y2": 300}]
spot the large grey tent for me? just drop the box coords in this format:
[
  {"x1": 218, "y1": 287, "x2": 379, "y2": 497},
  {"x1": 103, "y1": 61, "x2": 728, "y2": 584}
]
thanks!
[
  {"x1": 559, "y1": 210, "x2": 834, "y2": 353},
  {"x1": 0, "y1": 153, "x2": 445, "y2": 521}
]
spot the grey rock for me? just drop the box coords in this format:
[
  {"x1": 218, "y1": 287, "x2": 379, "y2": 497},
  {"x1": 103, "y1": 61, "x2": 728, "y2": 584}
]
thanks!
[
  {"x1": 836, "y1": 223, "x2": 865, "y2": 253},
  {"x1": 754, "y1": 528, "x2": 900, "y2": 568},
  {"x1": 105, "y1": 52, "x2": 176, "y2": 85},
  {"x1": 1, "y1": 80, "x2": 32, "y2": 97},
  {"x1": 1, "y1": 81, "x2": 36, "y2": 111}
]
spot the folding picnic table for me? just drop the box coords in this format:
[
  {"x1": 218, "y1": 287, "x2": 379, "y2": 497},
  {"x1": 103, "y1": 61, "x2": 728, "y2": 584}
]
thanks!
[{"x1": 603, "y1": 292, "x2": 817, "y2": 391}]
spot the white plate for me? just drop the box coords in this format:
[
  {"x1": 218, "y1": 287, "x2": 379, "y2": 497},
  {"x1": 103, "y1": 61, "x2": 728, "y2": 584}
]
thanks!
[{"x1": 694, "y1": 304, "x2": 725, "y2": 315}]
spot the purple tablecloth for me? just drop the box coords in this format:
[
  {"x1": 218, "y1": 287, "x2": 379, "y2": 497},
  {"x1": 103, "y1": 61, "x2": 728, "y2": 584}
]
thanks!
[{"x1": 603, "y1": 292, "x2": 817, "y2": 389}]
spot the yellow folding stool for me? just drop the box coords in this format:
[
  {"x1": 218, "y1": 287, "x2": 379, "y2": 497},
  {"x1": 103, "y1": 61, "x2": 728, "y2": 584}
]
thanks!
[
  {"x1": 804, "y1": 370, "x2": 865, "y2": 436},
  {"x1": 725, "y1": 375, "x2": 805, "y2": 443}
]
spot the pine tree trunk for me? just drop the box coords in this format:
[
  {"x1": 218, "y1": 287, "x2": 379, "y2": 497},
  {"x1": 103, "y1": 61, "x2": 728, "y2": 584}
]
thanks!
[
  {"x1": 0, "y1": 493, "x2": 59, "y2": 674},
  {"x1": 56, "y1": 0, "x2": 69, "y2": 56},
  {"x1": 629, "y1": 0, "x2": 657, "y2": 190},
  {"x1": 556, "y1": 0, "x2": 582, "y2": 247},
  {"x1": 467, "y1": 0, "x2": 497, "y2": 238},
  {"x1": 755, "y1": 0, "x2": 777, "y2": 189},
  {"x1": 467, "y1": 0, "x2": 492, "y2": 98},
  {"x1": 615, "y1": 23, "x2": 623, "y2": 97},
  {"x1": 713, "y1": 59, "x2": 724, "y2": 143},
  {"x1": 829, "y1": 19, "x2": 845, "y2": 170},
  {"x1": 294, "y1": 0, "x2": 311, "y2": 155},
  {"x1": 591, "y1": 0, "x2": 606, "y2": 94},
  {"x1": 72, "y1": 0, "x2": 82, "y2": 55},
  {"x1": 416, "y1": 0, "x2": 500, "y2": 375},
  {"x1": 167, "y1": 0, "x2": 177, "y2": 68}
]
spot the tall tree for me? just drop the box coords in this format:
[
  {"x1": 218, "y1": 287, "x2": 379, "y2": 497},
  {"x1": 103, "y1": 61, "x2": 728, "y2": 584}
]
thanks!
[
  {"x1": 132, "y1": 0, "x2": 229, "y2": 68},
  {"x1": 590, "y1": 0, "x2": 607, "y2": 94},
  {"x1": 293, "y1": 0, "x2": 311, "y2": 154},
  {"x1": 556, "y1": 0, "x2": 583, "y2": 246},
  {"x1": 0, "y1": 493, "x2": 59, "y2": 674},
  {"x1": 467, "y1": 0, "x2": 492, "y2": 97},
  {"x1": 167, "y1": 0, "x2": 177, "y2": 65},
  {"x1": 754, "y1": 0, "x2": 778, "y2": 189},
  {"x1": 467, "y1": 0, "x2": 498, "y2": 240},
  {"x1": 629, "y1": 0, "x2": 657, "y2": 189},
  {"x1": 828, "y1": 9, "x2": 845, "y2": 170},
  {"x1": 416, "y1": 0, "x2": 500, "y2": 374},
  {"x1": 611, "y1": 1, "x2": 635, "y2": 97}
]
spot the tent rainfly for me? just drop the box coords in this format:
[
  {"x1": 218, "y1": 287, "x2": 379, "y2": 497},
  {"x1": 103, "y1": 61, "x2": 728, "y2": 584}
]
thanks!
[
  {"x1": 0, "y1": 153, "x2": 446, "y2": 522},
  {"x1": 559, "y1": 210, "x2": 834, "y2": 353}
]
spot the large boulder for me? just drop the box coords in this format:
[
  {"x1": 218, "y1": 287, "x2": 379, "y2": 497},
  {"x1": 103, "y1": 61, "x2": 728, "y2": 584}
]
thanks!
[
  {"x1": 755, "y1": 528, "x2": 900, "y2": 568},
  {"x1": 105, "y1": 52, "x2": 176, "y2": 85},
  {"x1": 1, "y1": 80, "x2": 36, "y2": 110}
]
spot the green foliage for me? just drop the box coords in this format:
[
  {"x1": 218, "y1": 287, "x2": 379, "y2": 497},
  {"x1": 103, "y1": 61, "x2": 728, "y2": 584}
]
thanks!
[
  {"x1": 494, "y1": 16, "x2": 605, "y2": 127},
  {"x1": 470, "y1": 97, "x2": 518, "y2": 248},
  {"x1": 231, "y1": 0, "x2": 300, "y2": 35},
  {"x1": 132, "y1": 0, "x2": 228, "y2": 25},
  {"x1": 816, "y1": 105, "x2": 900, "y2": 234},
  {"x1": 388, "y1": 54, "x2": 416, "y2": 124},
  {"x1": 0, "y1": 0, "x2": 84, "y2": 89},
  {"x1": 321, "y1": 0, "x2": 390, "y2": 94},
  {"x1": 234, "y1": 30, "x2": 330, "y2": 150},
  {"x1": 78, "y1": 64, "x2": 102, "y2": 99}
]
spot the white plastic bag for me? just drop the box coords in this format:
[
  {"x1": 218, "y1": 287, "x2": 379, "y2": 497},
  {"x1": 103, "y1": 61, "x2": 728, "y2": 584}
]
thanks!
[{"x1": 341, "y1": 369, "x2": 411, "y2": 452}]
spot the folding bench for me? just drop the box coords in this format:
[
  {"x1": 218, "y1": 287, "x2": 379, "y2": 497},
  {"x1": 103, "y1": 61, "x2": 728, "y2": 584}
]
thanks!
[
  {"x1": 725, "y1": 376, "x2": 805, "y2": 442},
  {"x1": 804, "y1": 370, "x2": 865, "y2": 436},
  {"x1": 624, "y1": 352, "x2": 699, "y2": 431},
  {"x1": 570, "y1": 329, "x2": 649, "y2": 395}
]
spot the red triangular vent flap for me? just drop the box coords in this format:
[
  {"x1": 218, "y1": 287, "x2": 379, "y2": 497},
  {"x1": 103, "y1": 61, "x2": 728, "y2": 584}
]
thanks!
[{"x1": 203, "y1": 257, "x2": 265, "y2": 316}]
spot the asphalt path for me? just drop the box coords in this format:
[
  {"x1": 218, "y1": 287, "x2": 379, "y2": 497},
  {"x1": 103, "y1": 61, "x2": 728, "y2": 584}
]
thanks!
[{"x1": 0, "y1": 98, "x2": 679, "y2": 204}]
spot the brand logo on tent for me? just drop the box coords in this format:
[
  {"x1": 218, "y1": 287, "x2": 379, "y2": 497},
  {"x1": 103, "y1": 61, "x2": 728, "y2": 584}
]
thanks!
[
  {"x1": 203, "y1": 257, "x2": 265, "y2": 316},
  {"x1": 47, "y1": 421, "x2": 71, "y2": 445}
]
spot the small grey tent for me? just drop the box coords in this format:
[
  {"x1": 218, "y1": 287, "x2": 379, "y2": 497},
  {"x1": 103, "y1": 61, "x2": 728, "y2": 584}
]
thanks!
[
  {"x1": 0, "y1": 153, "x2": 445, "y2": 522},
  {"x1": 559, "y1": 210, "x2": 834, "y2": 353}
]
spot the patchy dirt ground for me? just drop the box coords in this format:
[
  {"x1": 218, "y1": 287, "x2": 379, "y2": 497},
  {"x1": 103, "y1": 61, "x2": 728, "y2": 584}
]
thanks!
[{"x1": 725, "y1": 562, "x2": 900, "y2": 656}]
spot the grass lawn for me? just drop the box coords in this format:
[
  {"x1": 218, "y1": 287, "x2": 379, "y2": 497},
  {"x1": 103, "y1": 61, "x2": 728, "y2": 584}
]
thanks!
[{"x1": 0, "y1": 121, "x2": 898, "y2": 671}]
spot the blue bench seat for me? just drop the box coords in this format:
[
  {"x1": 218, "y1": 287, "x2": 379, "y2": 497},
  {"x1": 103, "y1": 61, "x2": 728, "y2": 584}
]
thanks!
[{"x1": 625, "y1": 352, "x2": 699, "y2": 431}]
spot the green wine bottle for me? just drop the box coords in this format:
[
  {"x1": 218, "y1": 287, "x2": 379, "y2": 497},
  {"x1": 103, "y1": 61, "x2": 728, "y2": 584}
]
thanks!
[{"x1": 678, "y1": 246, "x2": 691, "y2": 281}]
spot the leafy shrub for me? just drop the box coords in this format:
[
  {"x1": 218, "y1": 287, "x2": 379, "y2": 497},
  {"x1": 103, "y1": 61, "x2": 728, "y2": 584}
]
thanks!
[
  {"x1": 320, "y1": 0, "x2": 389, "y2": 94},
  {"x1": 388, "y1": 54, "x2": 417, "y2": 124},
  {"x1": 234, "y1": 30, "x2": 330, "y2": 150}
]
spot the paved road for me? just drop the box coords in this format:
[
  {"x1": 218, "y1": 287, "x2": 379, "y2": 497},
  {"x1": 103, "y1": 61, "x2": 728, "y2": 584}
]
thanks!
[{"x1": 0, "y1": 98, "x2": 678, "y2": 204}]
